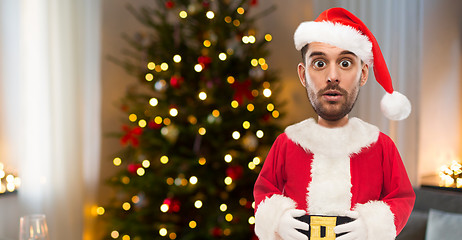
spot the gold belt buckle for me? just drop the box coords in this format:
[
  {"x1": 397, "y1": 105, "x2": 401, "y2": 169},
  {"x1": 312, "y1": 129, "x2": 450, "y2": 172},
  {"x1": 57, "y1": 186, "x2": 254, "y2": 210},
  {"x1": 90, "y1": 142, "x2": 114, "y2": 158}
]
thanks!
[{"x1": 309, "y1": 216, "x2": 337, "y2": 240}]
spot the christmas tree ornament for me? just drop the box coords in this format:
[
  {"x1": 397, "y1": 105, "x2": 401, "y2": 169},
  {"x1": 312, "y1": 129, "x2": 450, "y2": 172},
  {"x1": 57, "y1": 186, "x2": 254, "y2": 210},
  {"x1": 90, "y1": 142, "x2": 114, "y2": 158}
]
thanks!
[
  {"x1": 242, "y1": 132, "x2": 259, "y2": 151},
  {"x1": 231, "y1": 79, "x2": 254, "y2": 104},
  {"x1": 120, "y1": 125, "x2": 143, "y2": 147},
  {"x1": 127, "y1": 163, "x2": 142, "y2": 175},
  {"x1": 154, "y1": 79, "x2": 167, "y2": 91},
  {"x1": 161, "y1": 125, "x2": 180, "y2": 143},
  {"x1": 165, "y1": 0, "x2": 175, "y2": 9},
  {"x1": 226, "y1": 165, "x2": 244, "y2": 180}
]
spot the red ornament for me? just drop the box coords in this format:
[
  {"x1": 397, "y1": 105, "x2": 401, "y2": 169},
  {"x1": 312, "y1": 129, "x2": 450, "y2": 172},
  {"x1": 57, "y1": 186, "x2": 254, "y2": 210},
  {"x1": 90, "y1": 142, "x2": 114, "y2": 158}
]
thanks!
[
  {"x1": 226, "y1": 165, "x2": 244, "y2": 180},
  {"x1": 202, "y1": 0, "x2": 210, "y2": 9},
  {"x1": 198, "y1": 56, "x2": 212, "y2": 69},
  {"x1": 250, "y1": 0, "x2": 258, "y2": 6},
  {"x1": 120, "y1": 125, "x2": 143, "y2": 147},
  {"x1": 165, "y1": 0, "x2": 175, "y2": 9},
  {"x1": 128, "y1": 163, "x2": 142, "y2": 174},
  {"x1": 211, "y1": 227, "x2": 223, "y2": 237},
  {"x1": 163, "y1": 198, "x2": 181, "y2": 213},
  {"x1": 148, "y1": 120, "x2": 162, "y2": 129},
  {"x1": 170, "y1": 75, "x2": 184, "y2": 88},
  {"x1": 231, "y1": 79, "x2": 254, "y2": 104}
]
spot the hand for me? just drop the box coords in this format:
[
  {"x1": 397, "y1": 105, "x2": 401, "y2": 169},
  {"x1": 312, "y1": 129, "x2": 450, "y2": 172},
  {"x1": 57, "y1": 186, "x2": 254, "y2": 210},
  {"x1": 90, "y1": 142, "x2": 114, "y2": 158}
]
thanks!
[
  {"x1": 334, "y1": 211, "x2": 368, "y2": 240},
  {"x1": 277, "y1": 209, "x2": 309, "y2": 240}
]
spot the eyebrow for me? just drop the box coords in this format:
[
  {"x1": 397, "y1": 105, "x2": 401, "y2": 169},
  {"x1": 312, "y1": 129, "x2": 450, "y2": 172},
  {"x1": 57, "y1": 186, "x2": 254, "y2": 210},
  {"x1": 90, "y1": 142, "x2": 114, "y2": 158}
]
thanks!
[{"x1": 308, "y1": 50, "x2": 357, "y2": 58}]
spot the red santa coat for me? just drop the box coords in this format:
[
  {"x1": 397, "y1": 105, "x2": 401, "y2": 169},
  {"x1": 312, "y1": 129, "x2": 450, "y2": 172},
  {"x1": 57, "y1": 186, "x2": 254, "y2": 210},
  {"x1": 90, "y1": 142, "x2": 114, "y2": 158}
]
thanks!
[{"x1": 254, "y1": 118, "x2": 415, "y2": 240}]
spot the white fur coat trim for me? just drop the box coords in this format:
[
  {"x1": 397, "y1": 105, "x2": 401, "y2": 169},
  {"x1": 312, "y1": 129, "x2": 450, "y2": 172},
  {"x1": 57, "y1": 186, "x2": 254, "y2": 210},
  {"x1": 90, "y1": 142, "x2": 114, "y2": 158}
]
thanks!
[
  {"x1": 254, "y1": 194, "x2": 297, "y2": 240},
  {"x1": 285, "y1": 118, "x2": 379, "y2": 215},
  {"x1": 354, "y1": 201, "x2": 396, "y2": 239}
]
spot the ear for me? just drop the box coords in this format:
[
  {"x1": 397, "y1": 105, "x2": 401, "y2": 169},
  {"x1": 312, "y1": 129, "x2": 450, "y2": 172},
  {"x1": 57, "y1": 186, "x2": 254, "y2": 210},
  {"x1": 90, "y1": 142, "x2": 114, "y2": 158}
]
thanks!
[
  {"x1": 297, "y1": 63, "x2": 307, "y2": 87},
  {"x1": 360, "y1": 63, "x2": 369, "y2": 87}
]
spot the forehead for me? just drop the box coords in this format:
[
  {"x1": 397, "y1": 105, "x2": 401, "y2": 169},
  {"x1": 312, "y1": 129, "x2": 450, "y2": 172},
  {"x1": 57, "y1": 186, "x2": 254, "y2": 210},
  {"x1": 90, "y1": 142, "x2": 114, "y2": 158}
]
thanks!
[{"x1": 306, "y1": 42, "x2": 358, "y2": 59}]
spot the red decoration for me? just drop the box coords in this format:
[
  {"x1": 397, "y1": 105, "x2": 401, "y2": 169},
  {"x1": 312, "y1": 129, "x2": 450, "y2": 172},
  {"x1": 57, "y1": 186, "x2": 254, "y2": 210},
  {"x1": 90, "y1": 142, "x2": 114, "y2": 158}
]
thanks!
[
  {"x1": 128, "y1": 163, "x2": 142, "y2": 174},
  {"x1": 262, "y1": 113, "x2": 271, "y2": 122},
  {"x1": 163, "y1": 198, "x2": 181, "y2": 213},
  {"x1": 121, "y1": 104, "x2": 129, "y2": 112},
  {"x1": 250, "y1": 0, "x2": 258, "y2": 6},
  {"x1": 121, "y1": 125, "x2": 143, "y2": 147},
  {"x1": 231, "y1": 79, "x2": 254, "y2": 104},
  {"x1": 170, "y1": 75, "x2": 184, "y2": 88},
  {"x1": 202, "y1": 0, "x2": 210, "y2": 9},
  {"x1": 148, "y1": 120, "x2": 162, "y2": 129},
  {"x1": 211, "y1": 227, "x2": 223, "y2": 237},
  {"x1": 226, "y1": 165, "x2": 244, "y2": 180},
  {"x1": 198, "y1": 56, "x2": 212, "y2": 69},
  {"x1": 165, "y1": 0, "x2": 175, "y2": 9}
]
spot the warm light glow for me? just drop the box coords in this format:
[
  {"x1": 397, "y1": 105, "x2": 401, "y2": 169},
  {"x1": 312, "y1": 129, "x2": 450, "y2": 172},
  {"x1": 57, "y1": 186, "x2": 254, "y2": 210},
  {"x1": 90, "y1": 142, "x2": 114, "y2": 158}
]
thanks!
[
  {"x1": 198, "y1": 127, "x2": 206, "y2": 135},
  {"x1": 149, "y1": 98, "x2": 158, "y2": 106},
  {"x1": 239, "y1": 198, "x2": 247, "y2": 206},
  {"x1": 233, "y1": 19, "x2": 240, "y2": 27},
  {"x1": 122, "y1": 202, "x2": 131, "y2": 211},
  {"x1": 206, "y1": 11, "x2": 215, "y2": 19},
  {"x1": 121, "y1": 176, "x2": 130, "y2": 184},
  {"x1": 194, "y1": 200, "x2": 203, "y2": 208},
  {"x1": 138, "y1": 119, "x2": 147, "y2": 128},
  {"x1": 113, "y1": 157, "x2": 122, "y2": 166},
  {"x1": 261, "y1": 63, "x2": 269, "y2": 70},
  {"x1": 189, "y1": 221, "x2": 197, "y2": 229},
  {"x1": 248, "y1": 216, "x2": 255, "y2": 224},
  {"x1": 198, "y1": 91, "x2": 207, "y2": 100},
  {"x1": 224, "y1": 154, "x2": 232, "y2": 163},
  {"x1": 227, "y1": 76, "x2": 235, "y2": 84},
  {"x1": 253, "y1": 157, "x2": 261, "y2": 165},
  {"x1": 160, "y1": 156, "x2": 169, "y2": 164},
  {"x1": 247, "y1": 104, "x2": 254, "y2": 112},
  {"x1": 237, "y1": 7, "x2": 245, "y2": 14},
  {"x1": 122, "y1": 235, "x2": 130, "y2": 240},
  {"x1": 266, "y1": 103, "x2": 274, "y2": 111},
  {"x1": 231, "y1": 100, "x2": 239, "y2": 108},
  {"x1": 142, "y1": 160, "x2": 150, "y2": 168},
  {"x1": 129, "y1": 114, "x2": 137, "y2": 122},
  {"x1": 145, "y1": 73, "x2": 154, "y2": 81},
  {"x1": 169, "y1": 232, "x2": 177, "y2": 239},
  {"x1": 189, "y1": 176, "x2": 198, "y2": 185},
  {"x1": 154, "y1": 116, "x2": 163, "y2": 124},
  {"x1": 166, "y1": 177, "x2": 174, "y2": 185},
  {"x1": 251, "y1": 59, "x2": 258, "y2": 67},
  {"x1": 219, "y1": 53, "x2": 227, "y2": 61},
  {"x1": 203, "y1": 40, "x2": 211, "y2": 47},
  {"x1": 161, "y1": 204, "x2": 169, "y2": 213},
  {"x1": 160, "y1": 63, "x2": 169, "y2": 71},
  {"x1": 220, "y1": 204, "x2": 227, "y2": 212},
  {"x1": 248, "y1": 162, "x2": 256, "y2": 170},
  {"x1": 198, "y1": 157, "x2": 206, "y2": 165},
  {"x1": 212, "y1": 109, "x2": 220, "y2": 117},
  {"x1": 232, "y1": 131, "x2": 240, "y2": 140},
  {"x1": 179, "y1": 11, "x2": 188, "y2": 19},
  {"x1": 242, "y1": 121, "x2": 250, "y2": 129},
  {"x1": 147, "y1": 62, "x2": 156, "y2": 70},
  {"x1": 242, "y1": 36, "x2": 250, "y2": 44},
  {"x1": 263, "y1": 88, "x2": 272, "y2": 97},
  {"x1": 194, "y1": 64, "x2": 203, "y2": 72},
  {"x1": 272, "y1": 110, "x2": 280, "y2": 118},
  {"x1": 248, "y1": 35, "x2": 256, "y2": 44},
  {"x1": 265, "y1": 34, "x2": 273, "y2": 42},
  {"x1": 173, "y1": 55, "x2": 182, "y2": 63},
  {"x1": 159, "y1": 228, "x2": 168, "y2": 236},
  {"x1": 136, "y1": 168, "x2": 145, "y2": 176},
  {"x1": 169, "y1": 108, "x2": 178, "y2": 117},
  {"x1": 132, "y1": 195, "x2": 140, "y2": 204},
  {"x1": 96, "y1": 207, "x2": 105, "y2": 215},
  {"x1": 111, "y1": 230, "x2": 119, "y2": 239},
  {"x1": 224, "y1": 16, "x2": 232, "y2": 23},
  {"x1": 225, "y1": 213, "x2": 233, "y2": 222},
  {"x1": 256, "y1": 130, "x2": 264, "y2": 138},
  {"x1": 224, "y1": 177, "x2": 233, "y2": 185}
]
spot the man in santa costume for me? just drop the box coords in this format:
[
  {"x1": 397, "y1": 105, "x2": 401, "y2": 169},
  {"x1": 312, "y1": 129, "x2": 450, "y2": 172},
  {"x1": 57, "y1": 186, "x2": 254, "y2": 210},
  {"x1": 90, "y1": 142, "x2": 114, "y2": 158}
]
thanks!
[{"x1": 253, "y1": 8, "x2": 415, "y2": 240}]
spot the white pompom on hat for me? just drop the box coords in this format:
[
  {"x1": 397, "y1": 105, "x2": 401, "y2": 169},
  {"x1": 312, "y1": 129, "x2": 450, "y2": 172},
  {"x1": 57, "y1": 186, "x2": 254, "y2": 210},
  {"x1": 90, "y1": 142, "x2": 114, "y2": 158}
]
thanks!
[{"x1": 294, "y1": 7, "x2": 411, "y2": 121}]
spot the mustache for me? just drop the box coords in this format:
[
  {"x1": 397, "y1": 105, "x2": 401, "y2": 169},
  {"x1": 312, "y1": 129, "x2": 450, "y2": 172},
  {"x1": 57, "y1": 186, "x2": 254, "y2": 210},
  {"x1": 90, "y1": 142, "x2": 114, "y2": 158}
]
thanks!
[{"x1": 316, "y1": 83, "x2": 348, "y2": 98}]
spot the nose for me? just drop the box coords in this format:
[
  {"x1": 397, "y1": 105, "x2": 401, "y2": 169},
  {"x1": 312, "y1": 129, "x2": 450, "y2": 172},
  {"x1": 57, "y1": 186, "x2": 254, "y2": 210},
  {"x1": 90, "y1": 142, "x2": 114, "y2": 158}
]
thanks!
[{"x1": 326, "y1": 66, "x2": 340, "y2": 83}]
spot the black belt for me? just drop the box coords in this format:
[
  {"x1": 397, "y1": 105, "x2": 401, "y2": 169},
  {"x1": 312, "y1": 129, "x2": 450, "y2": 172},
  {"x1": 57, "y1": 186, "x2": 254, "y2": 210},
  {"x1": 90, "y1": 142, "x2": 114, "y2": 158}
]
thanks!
[{"x1": 295, "y1": 215, "x2": 354, "y2": 239}]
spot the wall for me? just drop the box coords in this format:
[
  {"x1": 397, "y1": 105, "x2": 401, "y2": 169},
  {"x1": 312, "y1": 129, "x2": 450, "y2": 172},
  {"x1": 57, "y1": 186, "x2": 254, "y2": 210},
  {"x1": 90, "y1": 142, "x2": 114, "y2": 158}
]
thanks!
[{"x1": 418, "y1": 0, "x2": 462, "y2": 179}]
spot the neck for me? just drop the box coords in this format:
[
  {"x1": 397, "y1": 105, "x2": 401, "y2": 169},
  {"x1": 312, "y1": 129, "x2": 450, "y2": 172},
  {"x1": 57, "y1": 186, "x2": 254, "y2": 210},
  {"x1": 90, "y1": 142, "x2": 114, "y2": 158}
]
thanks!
[{"x1": 317, "y1": 115, "x2": 349, "y2": 128}]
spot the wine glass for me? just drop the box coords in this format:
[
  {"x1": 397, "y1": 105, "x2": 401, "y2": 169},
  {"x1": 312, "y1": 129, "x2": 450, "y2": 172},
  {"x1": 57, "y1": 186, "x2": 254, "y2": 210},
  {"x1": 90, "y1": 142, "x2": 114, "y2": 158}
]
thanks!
[{"x1": 19, "y1": 214, "x2": 49, "y2": 240}]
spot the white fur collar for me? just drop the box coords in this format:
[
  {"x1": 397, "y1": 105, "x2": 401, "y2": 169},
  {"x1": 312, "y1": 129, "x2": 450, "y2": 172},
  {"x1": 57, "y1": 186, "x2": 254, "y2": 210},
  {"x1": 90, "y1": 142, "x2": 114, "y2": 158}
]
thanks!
[{"x1": 285, "y1": 117, "x2": 379, "y2": 158}]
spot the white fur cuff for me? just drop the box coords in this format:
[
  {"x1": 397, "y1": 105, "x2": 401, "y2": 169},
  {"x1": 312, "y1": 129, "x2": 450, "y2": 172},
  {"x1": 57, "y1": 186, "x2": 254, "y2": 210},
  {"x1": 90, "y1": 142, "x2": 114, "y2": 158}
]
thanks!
[
  {"x1": 254, "y1": 195, "x2": 297, "y2": 240},
  {"x1": 354, "y1": 201, "x2": 396, "y2": 240}
]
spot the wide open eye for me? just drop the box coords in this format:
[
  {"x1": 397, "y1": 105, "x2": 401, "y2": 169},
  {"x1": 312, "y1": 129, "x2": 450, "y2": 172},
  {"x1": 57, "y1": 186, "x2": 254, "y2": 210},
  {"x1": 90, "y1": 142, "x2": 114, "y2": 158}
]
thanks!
[
  {"x1": 312, "y1": 60, "x2": 326, "y2": 69},
  {"x1": 340, "y1": 60, "x2": 352, "y2": 68}
]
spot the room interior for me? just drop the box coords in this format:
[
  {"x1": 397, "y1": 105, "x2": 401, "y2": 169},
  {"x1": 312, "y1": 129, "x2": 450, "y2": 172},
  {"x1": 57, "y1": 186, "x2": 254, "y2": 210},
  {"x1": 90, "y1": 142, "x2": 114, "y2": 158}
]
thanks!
[{"x1": 0, "y1": 0, "x2": 461, "y2": 239}]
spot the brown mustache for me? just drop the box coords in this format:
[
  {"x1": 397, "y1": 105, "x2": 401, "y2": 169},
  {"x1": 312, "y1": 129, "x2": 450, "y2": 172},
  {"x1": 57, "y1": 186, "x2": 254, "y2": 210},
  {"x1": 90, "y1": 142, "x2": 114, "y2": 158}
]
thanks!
[{"x1": 316, "y1": 84, "x2": 348, "y2": 98}]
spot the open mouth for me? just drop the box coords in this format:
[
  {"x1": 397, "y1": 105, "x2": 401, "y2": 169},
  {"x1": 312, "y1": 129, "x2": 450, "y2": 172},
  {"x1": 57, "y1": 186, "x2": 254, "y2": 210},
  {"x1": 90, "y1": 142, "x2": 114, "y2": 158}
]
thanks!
[{"x1": 322, "y1": 90, "x2": 343, "y2": 101}]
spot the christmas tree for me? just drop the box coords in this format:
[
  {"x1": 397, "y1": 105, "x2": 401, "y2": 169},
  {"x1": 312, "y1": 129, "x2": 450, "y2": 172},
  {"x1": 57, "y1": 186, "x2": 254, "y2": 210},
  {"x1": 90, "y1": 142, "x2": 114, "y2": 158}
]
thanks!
[{"x1": 102, "y1": 0, "x2": 283, "y2": 239}]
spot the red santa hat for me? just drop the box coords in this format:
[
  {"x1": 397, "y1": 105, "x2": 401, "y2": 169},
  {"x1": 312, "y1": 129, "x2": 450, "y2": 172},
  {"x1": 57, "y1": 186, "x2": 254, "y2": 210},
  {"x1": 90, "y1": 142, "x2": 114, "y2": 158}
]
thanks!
[{"x1": 294, "y1": 7, "x2": 411, "y2": 121}]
